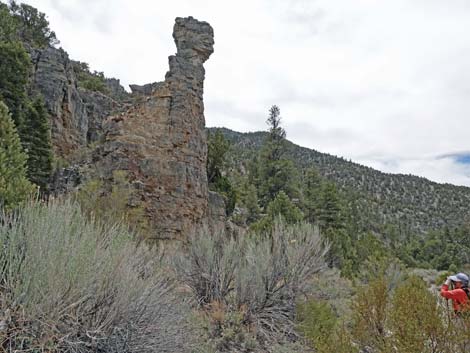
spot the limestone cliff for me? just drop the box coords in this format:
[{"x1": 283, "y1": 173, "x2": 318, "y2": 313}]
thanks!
[{"x1": 92, "y1": 17, "x2": 214, "y2": 240}]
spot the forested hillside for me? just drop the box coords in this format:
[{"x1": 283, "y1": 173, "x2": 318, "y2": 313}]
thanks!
[
  {"x1": 212, "y1": 127, "x2": 470, "y2": 234},
  {"x1": 206, "y1": 124, "x2": 470, "y2": 272}
]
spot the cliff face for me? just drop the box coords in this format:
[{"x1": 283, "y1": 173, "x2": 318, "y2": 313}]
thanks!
[
  {"x1": 29, "y1": 46, "x2": 128, "y2": 158},
  {"x1": 29, "y1": 46, "x2": 87, "y2": 157},
  {"x1": 93, "y1": 17, "x2": 214, "y2": 240}
]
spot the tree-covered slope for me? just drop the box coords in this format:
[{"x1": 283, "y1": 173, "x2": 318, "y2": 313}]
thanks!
[{"x1": 211, "y1": 127, "x2": 470, "y2": 234}]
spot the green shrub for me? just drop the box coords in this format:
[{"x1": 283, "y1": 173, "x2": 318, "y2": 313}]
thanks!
[
  {"x1": 0, "y1": 199, "x2": 192, "y2": 352},
  {"x1": 389, "y1": 275, "x2": 445, "y2": 353},
  {"x1": 72, "y1": 61, "x2": 109, "y2": 94},
  {"x1": 74, "y1": 170, "x2": 149, "y2": 236},
  {"x1": 251, "y1": 192, "x2": 304, "y2": 233},
  {"x1": 345, "y1": 272, "x2": 470, "y2": 353},
  {"x1": 191, "y1": 302, "x2": 258, "y2": 353},
  {"x1": 270, "y1": 342, "x2": 312, "y2": 353},
  {"x1": 351, "y1": 276, "x2": 390, "y2": 352},
  {"x1": 296, "y1": 299, "x2": 336, "y2": 350}
]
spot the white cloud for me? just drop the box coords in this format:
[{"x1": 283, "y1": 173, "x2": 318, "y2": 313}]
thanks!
[
  {"x1": 23, "y1": 0, "x2": 470, "y2": 186},
  {"x1": 358, "y1": 156, "x2": 470, "y2": 187}
]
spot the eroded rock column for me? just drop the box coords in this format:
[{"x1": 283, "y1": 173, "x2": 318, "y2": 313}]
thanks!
[{"x1": 94, "y1": 17, "x2": 214, "y2": 240}]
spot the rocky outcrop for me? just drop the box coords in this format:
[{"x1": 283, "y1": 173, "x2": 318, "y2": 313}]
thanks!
[
  {"x1": 129, "y1": 82, "x2": 162, "y2": 96},
  {"x1": 29, "y1": 46, "x2": 128, "y2": 158},
  {"x1": 79, "y1": 88, "x2": 128, "y2": 143},
  {"x1": 104, "y1": 78, "x2": 129, "y2": 101},
  {"x1": 49, "y1": 165, "x2": 82, "y2": 195},
  {"x1": 30, "y1": 46, "x2": 88, "y2": 157},
  {"x1": 92, "y1": 16, "x2": 214, "y2": 240}
]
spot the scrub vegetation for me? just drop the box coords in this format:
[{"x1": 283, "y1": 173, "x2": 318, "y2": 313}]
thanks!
[{"x1": 1, "y1": 1, "x2": 470, "y2": 352}]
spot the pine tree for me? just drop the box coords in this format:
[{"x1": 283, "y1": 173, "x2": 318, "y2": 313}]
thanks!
[
  {"x1": 8, "y1": 1, "x2": 58, "y2": 47},
  {"x1": 244, "y1": 183, "x2": 261, "y2": 223},
  {"x1": 0, "y1": 40, "x2": 31, "y2": 128},
  {"x1": 0, "y1": 101, "x2": 34, "y2": 209},
  {"x1": 207, "y1": 130, "x2": 237, "y2": 215},
  {"x1": 207, "y1": 130, "x2": 230, "y2": 184},
  {"x1": 302, "y1": 168, "x2": 323, "y2": 223},
  {"x1": 251, "y1": 191, "x2": 303, "y2": 233},
  {"x1": 316, "y1": 182, "x2": 344, "y2": 231},
  {"x1": 315, "y1": 181, "x2": 356, "y2": 269},
  {"x1": 0, "y1": 2, "x2": 18, "y2": 42},
  {"x1": 256, "y1": 105, "x2": 299, "y2": 207},
  {"x1": 22, "y1": 97, "x2": 53, "y2": 190},
  {"x1": 265, "y1": 105, "x2": 286, "y2": 161},
  {"x1": 266, "y1": 191, "x2": 303, "y2": 224}
]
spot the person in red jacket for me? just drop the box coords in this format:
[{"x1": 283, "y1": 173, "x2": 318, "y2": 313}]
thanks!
[{"x1": 440, "y1": 272, "x2": 470, "y2": 313}]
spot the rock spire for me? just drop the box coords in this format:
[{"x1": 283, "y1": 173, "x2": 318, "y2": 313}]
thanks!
[{"x1": 94, "y1": 17, "x2": 215, "y2": 239}]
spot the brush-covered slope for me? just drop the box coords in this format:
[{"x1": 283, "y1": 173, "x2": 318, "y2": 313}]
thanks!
[{"x1": 211, "y1": 127, "x2": 470, "y2": 234}]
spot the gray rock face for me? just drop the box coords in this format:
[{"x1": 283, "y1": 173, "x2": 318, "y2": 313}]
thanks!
[
  {"x1": 29, "y1": 46, "x2": 129, "y2": 158},
  {"x1": 92, "y1": 16, "x2": 215, "y2": 240},
  {"x1": 49, "y1": 165, "x2": 82, "y2": 195},
  {"x1": 105, "y1": 78, "x2": 129, "y2": 101},
  {"x1": 30, "y1": 46, "x2": 88, "y2": 157},
  {"x1": 207, "y1": 191, "x2": 226, "y2": 226},
  {"x1": 79, "y1": 88, "x2": 128, "y2": 143},
  {"x1": 173, "y1": 16, "x2": 214, "y2": 65},
  {"x1": 129, "y1": 82, "x2": 163, "y2": 96}
]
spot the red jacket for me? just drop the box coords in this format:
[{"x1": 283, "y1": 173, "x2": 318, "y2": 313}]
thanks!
[{"x1": 441, "y1": 284, "x2": 469, "y2": 312}]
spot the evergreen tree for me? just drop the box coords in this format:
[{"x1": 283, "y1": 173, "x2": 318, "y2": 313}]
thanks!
[
  {"x1": 314, "y1": 181, "x2": 357, "y2": 270},
  {"x1": 0, "y1": 2, "x2": 17, "y2": 42},
  {"x1": 266, "y1": 191, "x2": 303, "y2": 224},
  {"x1": 207, "y1": 130, "x2": 237, "y2": 215},
  {"x1": 265, "y1": 105, "x2": 286, "y2": 161},
  {"x1": 302, "y1": 167, "x2": 323, "y2": 223},
  {"x1": 8, "y1": 1, "x2": 58, "y2": 47},
  {"x1": 0, "y1": 101, "x2": 34, "y2": 209},
  {"x1": 207, "y1": 130, "x2": 230, "y2": 184},
  {"x1": 231, "y1": 176, "x2": 261, "y2": 225},
  {"x1": 252, "y1": 191, "x2": 303, "y2": 233},
  {"x1": 213, "y1": 175, "x2": 237, "y2": 216},
  {"x1": 0, "y1": 40, "x2": 31, "y2": 128},
  {"x1": 256, "y1": 105, "x2": 299, "y2": 207},
  {"x1": 22, "y1": 97, "x2": 53, "y2": 190},
  {"x1": 316, "y1": 182, "x2": 344, "y2": 231},
  {"x1": 0, "y1": 3, "x2": 55, "y2": 192},
  {"x1": 243, "y1": 183, "x2": 261, "y2": 223}
]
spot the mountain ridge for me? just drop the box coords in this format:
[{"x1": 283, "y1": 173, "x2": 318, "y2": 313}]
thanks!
[
  {"x1": 211, "y1": 126, "x2": 470, "y2": 187},
  {"x1": 210, "y1": 126, "x2": 470, "y2": 234}
]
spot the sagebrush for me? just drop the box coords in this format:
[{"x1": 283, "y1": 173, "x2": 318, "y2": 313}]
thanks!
[
  {"x1": 0, "y1": 200, "x2": 192, "y2": 353},
  {"x1": 175, "y1": 221, "x2": 328, "y2": 351}
]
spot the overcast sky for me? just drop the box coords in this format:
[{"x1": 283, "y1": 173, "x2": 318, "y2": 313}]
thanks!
[{"x1": 24, "y1": 0, "x2": 470, "y2": 186}]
